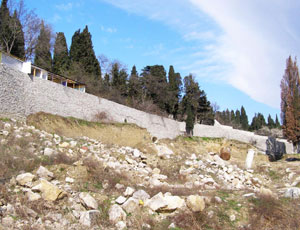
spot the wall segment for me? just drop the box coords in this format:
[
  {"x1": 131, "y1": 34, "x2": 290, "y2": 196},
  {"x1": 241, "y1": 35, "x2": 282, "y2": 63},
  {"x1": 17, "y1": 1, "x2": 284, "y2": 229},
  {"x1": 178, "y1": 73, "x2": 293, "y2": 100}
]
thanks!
[{"x1": 0, "y1": 64, "x2": 294, "y2": 153}]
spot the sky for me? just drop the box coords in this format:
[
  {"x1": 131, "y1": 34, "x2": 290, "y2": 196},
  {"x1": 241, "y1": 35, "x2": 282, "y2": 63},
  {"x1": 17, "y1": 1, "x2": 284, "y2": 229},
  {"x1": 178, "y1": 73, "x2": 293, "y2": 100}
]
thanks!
[{"x1": 24, "y1": 0, "x2": 300, "y2": 122}]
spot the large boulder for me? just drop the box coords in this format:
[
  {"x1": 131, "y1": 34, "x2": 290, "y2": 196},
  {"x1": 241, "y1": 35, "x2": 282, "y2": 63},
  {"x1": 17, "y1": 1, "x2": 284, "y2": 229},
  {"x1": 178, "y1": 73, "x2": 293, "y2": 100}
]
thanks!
[
  {"x1": 145, "y1": 192, "x2": 168, "y2": 211},
  {"x1": 284, "y1": 187, "x2": 300, "y2": 199},
  {"x1": 266, "y1": 137, "x2": 286, "y2": 161}
]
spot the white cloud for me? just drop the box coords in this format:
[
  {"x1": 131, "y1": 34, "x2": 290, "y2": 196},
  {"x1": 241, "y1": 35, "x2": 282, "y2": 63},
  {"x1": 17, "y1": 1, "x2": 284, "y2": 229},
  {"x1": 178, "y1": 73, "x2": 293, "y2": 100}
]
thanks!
[
  {"x1": 100, "y1": 0, "x2": 300, "y2": 108},
  {"x1": 56, "y1": 3, "x2": 73, "y2": 11},
  {"x1": 100, "y1": 25, "x2": 117, "y2": 33}
]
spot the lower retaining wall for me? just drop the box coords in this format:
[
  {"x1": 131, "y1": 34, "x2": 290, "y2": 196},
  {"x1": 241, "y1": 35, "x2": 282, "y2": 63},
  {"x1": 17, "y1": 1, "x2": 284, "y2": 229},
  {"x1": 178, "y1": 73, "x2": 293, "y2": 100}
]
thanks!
[{"x1": 0, "y1": 64, "x2": 294, "y2": 153}]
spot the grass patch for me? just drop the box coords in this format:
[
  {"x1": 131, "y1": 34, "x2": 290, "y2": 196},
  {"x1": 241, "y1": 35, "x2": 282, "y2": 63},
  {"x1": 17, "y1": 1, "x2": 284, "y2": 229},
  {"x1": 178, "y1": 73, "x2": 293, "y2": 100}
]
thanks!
[{"x1": 0, "y1": 117, "x2": 11, "y2": 122}]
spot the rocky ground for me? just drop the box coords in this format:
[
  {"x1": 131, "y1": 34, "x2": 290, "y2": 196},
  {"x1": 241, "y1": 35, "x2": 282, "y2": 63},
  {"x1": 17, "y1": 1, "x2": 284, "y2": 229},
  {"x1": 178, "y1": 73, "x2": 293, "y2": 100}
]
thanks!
[{"x1": 0, "y1": 114, "x2": 300, "y2": 230}]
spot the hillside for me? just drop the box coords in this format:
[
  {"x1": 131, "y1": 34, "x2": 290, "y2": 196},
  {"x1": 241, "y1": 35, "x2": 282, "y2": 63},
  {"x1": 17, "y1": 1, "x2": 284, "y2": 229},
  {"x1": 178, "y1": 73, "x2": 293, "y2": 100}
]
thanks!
[{"x1": 0, "y1": 113, "x2": 300, "y2": 230}]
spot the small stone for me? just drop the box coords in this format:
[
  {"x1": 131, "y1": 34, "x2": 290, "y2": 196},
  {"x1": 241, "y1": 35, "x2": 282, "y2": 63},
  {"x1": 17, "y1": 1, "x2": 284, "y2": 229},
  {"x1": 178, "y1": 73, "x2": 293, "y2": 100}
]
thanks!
[
  {"x1": 115, "y1": 196, "x2": 127, "y2": 205},
  {"x1": 133, "y1": 149, "x2": 141, "y2": 158},
  {"x1": 1, "y1": 216, "x2": 14, "y2": 227},
  {"x1": 259, "y1": 187, "x2": 274, "y2": 197},
  {"x1": 59, "y1": 142, "x2": 70, "y2": 148},
  {"x1": 214, "y1": 196, "x2": 222, "y2": 203},
  {"x1": 121, "y1": 198, "x2": 139, "y2": 213},
  {"x1": 186, "y1": 195, "x2": 205, "y2": 212},
  {"x1": 133, "y1": 190, "x2": 150, "y2": 201},
  {"x1": 26, "y1": 191, "x2": 41, "y2": 201},
  {"x1": 230, "y1": 214, "x2": 236, "y2": 222},
  {"x1": 16, "y1": 173, "x2": 35, "y2": 186},
  {"x1": 124, "y1": 187, "x2": 135, "y2": 197},
  {"x1": 115, "y1": 183, "x2": 125, "y2": 190},
  {"x1": 108, "y1": 204, "x2": 126, "y2": 224},
  {"x1": 32, "y1": 179, "x2": 67, "y2": 201},
  {"x1": 284, "y1": 187, "x2": 300, "y2": 199},
  {"x1": 44, "y1": 148, "x2": 55, "y2": 156},
  {"x1": 36, "y1": 166, "x2": 54, "y2": 180},
  {"x1": 152, "y1": 168, "x2": 161, "y2": 175},
  {"x1": 65, "y1": 177, "x2": 74, "y2": 183},
  {"x1": 145, "y1": 192, "x2": 168, "y2": 211},
  {"x1": 70, "y1": 141, "x2": 77, "y2": 148},
  {"x1": 116, "y1": 221, "x2": 127, "y2": 230},
  {"x1": 79, "y1": 210, "x2": 100, "y2": 227},
  {"x1": 79, "y1": 192, "x2": 98, "y2": 210},
  {"x1": 162, "y1": 195, "x2": 185, "y2": 211}
]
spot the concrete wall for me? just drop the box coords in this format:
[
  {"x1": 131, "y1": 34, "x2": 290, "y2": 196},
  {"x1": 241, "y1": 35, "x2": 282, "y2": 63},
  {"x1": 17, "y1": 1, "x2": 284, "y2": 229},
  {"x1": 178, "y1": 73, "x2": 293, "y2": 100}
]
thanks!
[{"x1": 0, "y1": 64, "x2": 294, "y2": 153}]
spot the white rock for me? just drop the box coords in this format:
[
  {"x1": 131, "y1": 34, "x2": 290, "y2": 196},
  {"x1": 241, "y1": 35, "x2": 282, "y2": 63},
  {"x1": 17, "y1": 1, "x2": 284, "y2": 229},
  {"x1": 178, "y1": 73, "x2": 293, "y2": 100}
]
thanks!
[
  {"x1": 116, "y1": 196, "x2": 127, "y2": 205},
  {"x1": 26, "y1": 191, "x2": 41, "y2": 201},
  {"x1": 65, "y1": 177, "x2": 74, "y2": 183},
  {"x1": 79, "y1": 210, "x2": 100, "y2": 227},
  {"x1": 4, "y1": 123, "x2": 11, "y2": 130},
  {"x1": 162, "y1": 196, "x2": 185, "y2": 211},
  {"x1": 133, "y1": 149, "x2": 141, "y2": 158},
  {"x1": 116, "y1": 221, "x2": 127, "y2": 230},
  {"x1": 230, "y1": 214, "x2": 236, "y2": 222},
  {"x1": 70, "y1": 141, "x2": 77, "y2": 148},
  {"x1": 44, "y1": 148, "x2": 55, "y2": 156},
  {"x1": 79, "y1": 192, "x2": 98, "y2": 210},
  {"x1": 36, "y1": 166, "x2": 54, "y2": 180},
  {"x1": 1, "y1": 216, "x2": 14, "y2": 227},
  {"x1": 214, "y1": 196, "x2": 222, "y2": 203},
  {"x1": 124, "y1": 187, "x2": 135, "y2": 197},
  {"x1": 121, "y1": 198, "x2": 139, "y2": 213},
  {"x1": 2, "y1": 130, "x2": 9, "y2": 136},
  {"x1": 284, "y1": 187, "x2": 300, "y2": 199},
  {"x1": 108, "y1": 204, "x2": 126, "y2": 224},
  {"x1": 59, "y1": 142, "x2": 70, "y2": 148},
  {"x1": 186, "y1": 195, "x2": 205, "y2": 212},
  {"x1": 16, "y1": 173, "x2": 35, "y2": 186},
  {"x1": 155, "y1": 145, "x2": 173, "y2": 159},
  {"x1": 145, "y1": 192, "x2": 168, "y2": 211},
  {"x1": 132, "y1": 190, "x2": 150, "y2": 201}
]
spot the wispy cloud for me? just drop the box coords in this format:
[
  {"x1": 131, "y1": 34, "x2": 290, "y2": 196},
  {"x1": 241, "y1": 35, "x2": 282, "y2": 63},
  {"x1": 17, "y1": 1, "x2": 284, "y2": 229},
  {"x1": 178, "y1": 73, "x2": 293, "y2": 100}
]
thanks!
[
  {"x1": 55, "y1": 3, "x2": 73, "y2": 11},
  {"x1": 100, "y1": 25, "x2": 117, "y2": 33},
  {"x1": 100, "y1": 0, "x2": 300, "y2": 108}
]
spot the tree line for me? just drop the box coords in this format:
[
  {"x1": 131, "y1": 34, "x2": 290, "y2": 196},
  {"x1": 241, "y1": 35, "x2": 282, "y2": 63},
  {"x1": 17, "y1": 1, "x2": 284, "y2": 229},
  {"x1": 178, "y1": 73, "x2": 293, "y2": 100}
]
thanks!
[{"x1": 216, "y1": 107, "x2": 281, "y2": 131}]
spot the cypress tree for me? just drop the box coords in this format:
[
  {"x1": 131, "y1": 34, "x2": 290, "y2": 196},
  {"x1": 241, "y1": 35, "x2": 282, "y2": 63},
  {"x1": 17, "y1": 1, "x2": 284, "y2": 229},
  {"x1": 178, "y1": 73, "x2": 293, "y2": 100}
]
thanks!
[
  {"x1": 53, "y1": 32, "x2": 70, "y2": 75},
  {"x1": 167, "y1": 65, "x2": 182, "y2": 118},
  {"x1": 34, "y1": 21, "x2": 52, "y2": 71},
  {"x1": 240, "y1": 106, "x2": 249, "y2": 130},
  {"x1": 267, "y1": 114, "x2": 275, "y2": 129},
  {"x1": 235, "y1": 109, "x2": 241, "y2": 125},
  {"x1": 186, "y1": 104, "x2": 194, "y2": 136},
  {"x1": 0, "y1": 0, "x2": 11, "y2": 52},
  {"x1": 128, "y1": 65, "x2": 142, "y2": 99},
  {"x1": 275, "y1": 115, "x2": 281, "y2": 128},
  {"x1": 69, "y1": 26, "x2": 101, "y2": 79}
]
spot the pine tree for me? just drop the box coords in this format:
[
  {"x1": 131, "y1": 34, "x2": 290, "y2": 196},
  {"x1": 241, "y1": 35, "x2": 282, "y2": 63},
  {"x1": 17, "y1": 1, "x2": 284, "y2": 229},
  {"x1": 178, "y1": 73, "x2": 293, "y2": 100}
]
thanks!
[
  {"x1": 34, "y1": 21, "x2": 52, "y2": 71},
  {"x1": 280, "y1": 56, "x2": 300, "y2": 145},
  {"x1": 240, "y1": 106, "x2": 249, "y2": 130},
  {"x1": 53, "y1": 32, "x2": 70, "y2": 75},
  {"x1": 267, "y1": 114, "x2": 275, "y2": 129},
  {"x1": 69, "y1": 26, "x2": 101, "y2": 79},
  {"x1": 10, "y1": 10, "x2": 25, "y2": 58}
]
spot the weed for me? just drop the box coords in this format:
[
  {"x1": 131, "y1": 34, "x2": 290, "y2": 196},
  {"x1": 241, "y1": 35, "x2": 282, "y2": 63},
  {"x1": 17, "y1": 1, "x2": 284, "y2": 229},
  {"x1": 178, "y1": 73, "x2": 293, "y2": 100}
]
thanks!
[{"x1": 0, "y1": 117, "x2": 11, "y2": 122}]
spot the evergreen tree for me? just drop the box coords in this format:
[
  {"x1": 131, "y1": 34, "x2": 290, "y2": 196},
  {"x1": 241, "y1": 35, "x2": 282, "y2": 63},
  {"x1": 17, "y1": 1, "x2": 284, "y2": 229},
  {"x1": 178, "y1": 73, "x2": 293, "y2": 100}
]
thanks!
[
  {"x1": 128, "y1": 65, "x2": 142, "y2": 99},
  {"x1": 69, "y1": 26, "x2": 101, "y2": 79},
  {"x1": 250, "y1": 113, "x2": 266, "y2": 131},
  {"x1": 141, "y1": 65, "x2": 168, "y2": 110},
  {"x1": 280, "y1": 56, "x2": 300, "y2": 145},
  {"x1": 185, "y1": 104, "x2": 194, "y2": 136},
  {"x1": 34, "y1": 21, "x2": 52, "y2": 71},
  {"x1": 10, "y1": 10, "x2": 25, "y2": 58},
  {"x1": 167, "y1": 65, "x2": 182, "y2": 118},
  {"x1": 275, "y1": 115, "x2": 281, "y2": 128},
  {"x1": 53, "y1": 32, "x2": 70, "y2": 75},
  {"x1": 267, "y1": 114, "x2": 275, "y2": 129},
  {"x1": 240, "y1": 106, "x2": 249, "y2": 130},
  {"x1": 0, "y1": 0, "x2": 11, "y2": 52},
  {"x1": 235, "y1": 109, "x2": 241, "y2": 124}
]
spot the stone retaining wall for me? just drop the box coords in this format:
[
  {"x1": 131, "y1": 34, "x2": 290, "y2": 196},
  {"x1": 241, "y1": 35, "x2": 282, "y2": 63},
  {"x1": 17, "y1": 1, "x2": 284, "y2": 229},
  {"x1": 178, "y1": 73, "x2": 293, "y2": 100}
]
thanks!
[{"x1": 0, "y1": 64, "x2": 294, "y2": 153}]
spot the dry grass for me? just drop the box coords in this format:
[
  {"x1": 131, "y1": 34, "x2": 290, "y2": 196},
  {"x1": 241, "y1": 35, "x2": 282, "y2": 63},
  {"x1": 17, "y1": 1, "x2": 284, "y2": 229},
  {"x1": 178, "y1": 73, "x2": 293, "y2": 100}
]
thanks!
[{"x1": 27, "y1": 112, "x2": 152, "y2": 148}]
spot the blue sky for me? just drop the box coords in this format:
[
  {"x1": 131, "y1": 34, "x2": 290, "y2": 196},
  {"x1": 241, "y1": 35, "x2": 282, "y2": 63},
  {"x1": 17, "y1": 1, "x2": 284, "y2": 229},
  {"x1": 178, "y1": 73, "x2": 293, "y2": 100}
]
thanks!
[{"x1": 24, "y1": 0, "x2": 300, "y2": 122}]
